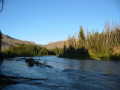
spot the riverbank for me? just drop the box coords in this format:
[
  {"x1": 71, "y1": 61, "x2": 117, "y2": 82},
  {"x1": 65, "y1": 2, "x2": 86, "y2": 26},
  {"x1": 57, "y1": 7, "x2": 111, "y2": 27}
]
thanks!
[{"x1": 58, "y1": 26, "x2": 120, "y2": 61}]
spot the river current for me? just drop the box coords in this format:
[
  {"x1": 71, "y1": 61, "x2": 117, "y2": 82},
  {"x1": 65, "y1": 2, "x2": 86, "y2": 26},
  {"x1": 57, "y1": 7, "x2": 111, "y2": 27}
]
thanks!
[{"x1": 0, "y1": 56, "x2": 120, "y2": 90}]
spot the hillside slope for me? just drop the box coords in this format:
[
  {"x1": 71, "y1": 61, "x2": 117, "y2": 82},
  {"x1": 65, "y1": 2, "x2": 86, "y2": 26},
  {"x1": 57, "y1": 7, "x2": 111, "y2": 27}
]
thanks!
[
  {"x1": 45, "y1": 41, "x2": 65, "y2": 49},
  {"x1": 1, "y1": 34, "x2": 67, "y2": 50},
  {"x1": 1, "y1": 34, "x2": 35, "y2": 50}
]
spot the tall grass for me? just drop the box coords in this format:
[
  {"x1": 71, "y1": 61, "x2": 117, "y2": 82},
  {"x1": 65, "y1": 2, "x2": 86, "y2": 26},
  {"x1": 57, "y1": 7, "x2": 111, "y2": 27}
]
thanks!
[
  {"x1": 2, "y1": 44, "x2": 49, "y2": 57},
  {"x1": 60, "y1": 25, "x2": 120, "y2": 60}
]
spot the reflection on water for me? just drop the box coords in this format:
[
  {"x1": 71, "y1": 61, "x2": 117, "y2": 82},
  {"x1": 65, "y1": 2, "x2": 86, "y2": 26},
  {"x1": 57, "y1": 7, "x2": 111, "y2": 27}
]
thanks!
[
  {"x1": 39, "y1": 56, "x2": 120, "y2": 75},
  {"x1": 0, "y1": 56, "x2": 120, "y2": 90}
]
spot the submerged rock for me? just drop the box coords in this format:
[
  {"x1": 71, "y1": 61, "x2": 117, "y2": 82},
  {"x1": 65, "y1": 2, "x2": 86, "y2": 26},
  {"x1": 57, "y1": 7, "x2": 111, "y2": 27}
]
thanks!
[
  {"x1": 25, "y1": 58, "x2": 34, "y2": 67},
  {"x1": 25, "y1": 58, "x2": 53, "y2": 68}
]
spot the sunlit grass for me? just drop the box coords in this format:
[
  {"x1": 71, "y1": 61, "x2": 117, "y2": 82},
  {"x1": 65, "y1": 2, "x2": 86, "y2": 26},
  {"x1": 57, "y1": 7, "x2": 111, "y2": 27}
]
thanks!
[{"x1": 60, "y1": 25, "x2": 120, "y2": 60}]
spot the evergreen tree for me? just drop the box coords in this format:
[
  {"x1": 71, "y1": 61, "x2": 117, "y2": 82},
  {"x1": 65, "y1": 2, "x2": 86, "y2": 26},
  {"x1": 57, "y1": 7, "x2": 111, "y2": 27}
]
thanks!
[
  {"x1": 78, "y1": 26, "x2": 85, "y2": 41},
  {"x1": 78, "y1": 26, "x2": 85, "y2": 47}
]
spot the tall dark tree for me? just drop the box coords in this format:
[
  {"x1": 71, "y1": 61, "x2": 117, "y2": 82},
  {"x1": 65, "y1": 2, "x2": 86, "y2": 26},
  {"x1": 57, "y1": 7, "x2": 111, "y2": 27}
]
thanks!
[
  {"x1": 0, "y1": 0, "x2": 4, "y2": 51},
  {"x1": 0, "y1": 30, "x2": 3, "y2": 63},
  {"x1": 78, "y1": 26, "x2": 85, "y2": 41},
  {"x1": 0, "y1": 30, "x2": 2, "y2": 53},
  {"x1": 78, "y1": 26, "x2": 85, "y2": 47},
  {"x1": 0, "y1": 0, "x2": 4, "y2": 62}
]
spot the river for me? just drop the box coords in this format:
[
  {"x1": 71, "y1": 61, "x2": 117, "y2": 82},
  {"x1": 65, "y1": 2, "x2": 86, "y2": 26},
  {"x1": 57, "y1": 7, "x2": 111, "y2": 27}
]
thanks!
[{"x1": 0, "y1": 56, "x2": 120, "y2": 90}]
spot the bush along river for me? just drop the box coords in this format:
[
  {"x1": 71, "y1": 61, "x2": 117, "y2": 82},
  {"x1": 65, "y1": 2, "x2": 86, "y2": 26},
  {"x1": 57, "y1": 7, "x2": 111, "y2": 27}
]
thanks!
[{"x1": 0, "y1": 56, "x2": 120, "y2": 90}]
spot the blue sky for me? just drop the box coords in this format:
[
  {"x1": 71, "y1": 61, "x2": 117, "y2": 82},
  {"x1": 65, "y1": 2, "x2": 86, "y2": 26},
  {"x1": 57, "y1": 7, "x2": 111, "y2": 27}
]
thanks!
[{"x1": 0, "y1": 0, "x2": 120, "y2": 44}]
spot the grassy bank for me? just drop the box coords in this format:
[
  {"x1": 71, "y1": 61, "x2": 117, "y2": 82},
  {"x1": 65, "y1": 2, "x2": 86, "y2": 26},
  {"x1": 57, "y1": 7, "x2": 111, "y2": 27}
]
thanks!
[
  {"x1": 59, "y1": 25, "x2": 120, "y2": 60},
  {"x1": 1, "y1": 25, "x2": 120, "y2": 60},
  {"x1": 2, "y1": 44, "x2": 49, "y2": 58}
]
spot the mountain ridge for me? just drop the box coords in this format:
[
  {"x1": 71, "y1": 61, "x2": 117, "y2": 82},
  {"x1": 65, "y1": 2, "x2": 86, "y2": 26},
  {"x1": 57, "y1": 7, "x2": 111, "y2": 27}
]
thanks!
[
  {"x1": 1, "y1": 34, "x2": 36, "y2": 50},
  {"x1": 44, "y1": 40, "x2": 65, "y2": 49},
  {"x1": 1, "y1": 33, "x2": 66, "y2": 50}
]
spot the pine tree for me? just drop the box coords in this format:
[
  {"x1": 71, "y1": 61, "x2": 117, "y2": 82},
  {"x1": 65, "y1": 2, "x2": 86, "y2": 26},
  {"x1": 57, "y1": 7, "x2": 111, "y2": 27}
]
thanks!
[
  {"x1": 78, "y1": 26, "x2": 85, "y2": 47},
  {"x1": 78, "y1": 26, "x2": 85, "y2": 40}
]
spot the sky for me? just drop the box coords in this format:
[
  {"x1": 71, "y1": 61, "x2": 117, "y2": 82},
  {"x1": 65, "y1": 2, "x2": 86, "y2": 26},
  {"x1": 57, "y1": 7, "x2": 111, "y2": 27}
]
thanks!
[{"x1": 0, "y1": 0, "x2": 120, "y2": 44}]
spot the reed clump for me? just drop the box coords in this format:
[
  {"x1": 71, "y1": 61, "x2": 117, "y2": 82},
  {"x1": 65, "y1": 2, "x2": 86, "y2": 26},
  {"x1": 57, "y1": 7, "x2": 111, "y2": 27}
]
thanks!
[{"x1": 59, "y1": 25, "x2": 120, "y2": 60}]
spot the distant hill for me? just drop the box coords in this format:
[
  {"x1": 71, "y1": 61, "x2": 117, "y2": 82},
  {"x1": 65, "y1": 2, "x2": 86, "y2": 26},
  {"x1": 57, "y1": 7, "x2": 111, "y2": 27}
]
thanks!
[
  {"x1": 1, "y1": 33, "x2": 67, "y2": 50},
  {"x1": 1, "y1": 34, "x2": 36, "y2": 51},
  {"x1": 45, "y1": 41, "x2": 66, "y2": 49}
]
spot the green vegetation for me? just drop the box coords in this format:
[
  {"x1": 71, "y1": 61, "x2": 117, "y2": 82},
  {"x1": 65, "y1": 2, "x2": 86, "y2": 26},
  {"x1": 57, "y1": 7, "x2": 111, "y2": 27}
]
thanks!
[
  {"x1": 49, "y1": 47, "x2": 63, "y2": 56},
  {"x1": 59, "y1": 25, "x2": 120, "y2": 60},
  {"x1": 2, "y1": 44, "x2": 49, "y2": 57},
  {"x1": 1, "y1": 25, "x2": 120, "y2": 61}
]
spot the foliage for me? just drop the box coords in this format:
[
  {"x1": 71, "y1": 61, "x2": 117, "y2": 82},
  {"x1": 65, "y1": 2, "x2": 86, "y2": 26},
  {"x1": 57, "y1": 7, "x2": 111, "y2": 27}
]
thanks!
[
  {"x1": 1, "y1": 24, "x2": 120, "y2": 60},
  {"x1": 49, "y1": 47, "x2": 63, "y2": 56},
  {"x1": 3, "y1": 44, "x2": 49, "y2": 57},
  {"x1": 59, "y1": 25, "x2": 120, "y2": 60}
]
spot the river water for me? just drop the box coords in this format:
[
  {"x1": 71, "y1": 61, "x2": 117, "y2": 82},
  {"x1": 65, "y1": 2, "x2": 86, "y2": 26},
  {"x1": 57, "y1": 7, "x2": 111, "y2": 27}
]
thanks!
[{"x1": 0, "y1": 56, "x2": 120, "y2": 90}]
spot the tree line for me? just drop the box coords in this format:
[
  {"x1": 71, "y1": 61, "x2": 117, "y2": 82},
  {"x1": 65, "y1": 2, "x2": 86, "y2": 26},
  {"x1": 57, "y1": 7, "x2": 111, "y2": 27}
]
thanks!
[
  {"x1": 2, "y1": 44, "x2": 49, "y2": 57},
  {"x1": 59, "y1": 25, "x2": 120, "y2": 60},
  {"x1": 1, "y1": 24, "x2": 120, "y2": 60}
]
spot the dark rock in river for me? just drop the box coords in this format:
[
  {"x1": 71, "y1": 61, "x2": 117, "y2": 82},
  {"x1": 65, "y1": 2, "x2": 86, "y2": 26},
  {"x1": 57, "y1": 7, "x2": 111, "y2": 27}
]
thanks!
[{"x1": 25, "y1": 58, "x2": 53, "y2": 68}]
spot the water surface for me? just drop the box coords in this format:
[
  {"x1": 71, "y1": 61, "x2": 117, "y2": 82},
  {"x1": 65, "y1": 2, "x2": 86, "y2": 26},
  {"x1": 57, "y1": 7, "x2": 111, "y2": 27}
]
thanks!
[{"x1": 0, "y1": 56, "x2": 120, "y2": 90}]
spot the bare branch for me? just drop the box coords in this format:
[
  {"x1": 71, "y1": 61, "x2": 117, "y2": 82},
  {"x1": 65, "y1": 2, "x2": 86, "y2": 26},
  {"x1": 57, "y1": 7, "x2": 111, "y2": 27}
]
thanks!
[{"x1": 0, "y1": 0, "x2": 4, "y2": 12}]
